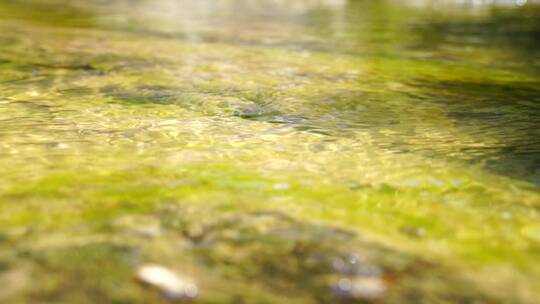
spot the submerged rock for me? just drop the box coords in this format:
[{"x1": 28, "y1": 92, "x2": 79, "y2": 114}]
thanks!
[
  {"x1": 101, "y1": 85, "x2": 179, "y2": 105},
  {"x1": 233, "y1": 106, "x2": 281, "y2": 119},
  {"x1": 158, "y1": 207, "x2": 496, "y2": 303},
  {"x1": 332, "y1": 277, "x2": 387, "y2": 301},
  {"x1": 400, "y1": 225, "x2": 427, "y2": 239},
  {"x1": 136, "y1": 264, "x2": 198, "y2": 301}
]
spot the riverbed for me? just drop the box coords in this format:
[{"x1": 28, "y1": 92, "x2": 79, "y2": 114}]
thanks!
[{"x1": 0, "y1": 0, "x2": 539, "y2": 303}]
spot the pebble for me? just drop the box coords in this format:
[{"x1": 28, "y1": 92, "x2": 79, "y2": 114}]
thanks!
[
  {"x1": 332, "y1": 277, "x2": 387, "y2": 301},
  {"x1": 332, "y1": 255, "x2": 382, "y2": 277},
  {"x1": 400, "y1": 225, "x2": 426, "y2": 238},
  {"x1": 501, "y1": 211, "x2": 512, "y2": 220},
  {"x1": 136, "y1": 264, "x2": 198, "y2": 301},
  {"x1": 273, "y1": 182, "x2": 291, "y2": 190}
]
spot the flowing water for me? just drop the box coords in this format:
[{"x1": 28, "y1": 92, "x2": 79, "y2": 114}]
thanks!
[{"x1": 0, "y1": 0, "x2": 539, "y2": 303}]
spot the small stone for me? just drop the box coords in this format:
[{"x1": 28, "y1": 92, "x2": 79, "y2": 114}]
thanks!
[
  {"x1": 331, "y1": 255, "x2": 381, "y2": 277},
  {"x1": 136, "y1": 264, "x2": 198, "y2": 301},
  {"x1": 273, "y1": 183, "x2": 290, "y2": 190},
  {"x1": 332, "y1": 277, "x2": 387, "y2": 301},
  {"x1": 400, "y1": 225, "x2": 426, "y2": 238},
  {"x1": 46, "y1": 142, "x2": 69, "y2": 149},
  {"x1": 501, "y1": 211, "x2": 512, "y2": 220}
]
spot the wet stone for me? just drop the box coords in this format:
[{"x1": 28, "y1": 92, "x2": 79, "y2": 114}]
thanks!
[
  {"x1": 1, "y1": 0, "x2": 539, "y2": 302},
  {"x1": 45, "y1": 142, "x2": 69, "y2": 149},
  {"x1": 400, "y1": 226, "x2": 427, "y2": 238},
  {"x1": 136, "y1": 264, "x2": 198, "y2": 301},
  {"x1": 56, "y1": 86, "x2": 94, "y2": 96},
  {"x1": 272, "y1": 182, "x2": 291, "y2": 191},
  {"x1": 101, "y1": 85, "x2": 179, "y2": 105},
  {"x1": 233, "y1": 106, "x2": 281, "y2": 120},
  {"x1": 159, "y1": 208, "x2": 491, "y2": 303},
  {"x1": 332, "y1": 277, "x2": 387, "y2": 301},
  {"x1": 331, "y1": 255, "x2": 382, "y2": 277},
  {"x1": 31, "y1": 63, "x2": 97, "y2": 71}
]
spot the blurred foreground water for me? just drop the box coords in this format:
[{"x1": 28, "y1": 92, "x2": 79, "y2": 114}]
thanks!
[{"x1": 0, "y1": 0, "x2": 539, "y2": 303}]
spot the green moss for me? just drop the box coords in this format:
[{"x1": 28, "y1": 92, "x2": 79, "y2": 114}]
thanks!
[{"x1": 1, "y1": 0, "x2": 539, "y2": 303}]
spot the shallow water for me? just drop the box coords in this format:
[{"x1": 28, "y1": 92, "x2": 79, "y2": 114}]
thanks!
[{"x1": 1, "y1": 0, "x2": 539, "y2": 303}]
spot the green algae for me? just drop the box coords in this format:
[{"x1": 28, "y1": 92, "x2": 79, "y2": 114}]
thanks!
[{"x1": 1, "y1": 0, "x2": 540, "y2": 303}]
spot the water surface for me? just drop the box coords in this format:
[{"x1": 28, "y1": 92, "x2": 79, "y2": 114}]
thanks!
[{"x1": 0, "y1": 0, "x2": 539, "y2": 303}]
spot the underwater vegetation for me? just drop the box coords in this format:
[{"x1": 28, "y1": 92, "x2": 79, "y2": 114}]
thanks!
[{"x1": 0, "y1": 0, "x2": 539, "y2": 303}]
